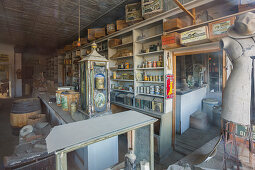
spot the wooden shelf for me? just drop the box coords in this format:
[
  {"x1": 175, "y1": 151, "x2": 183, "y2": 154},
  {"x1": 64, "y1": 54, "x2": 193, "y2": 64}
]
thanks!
[
  {"x1": 137, "y1": 81, "x2": 164, "y2": 84},
  {"x1": 136, "y1": 33, "x2": 162, "y2": 44},
  {"x1": 136, "y1": 67, "x2": 164, "y2": 70},
  {"x1": 111, "y1": 69, "x2": 134, "y2": 71},
  {"x1": 111, "y1": 42, "x2": 133, "y2": 49},
  {"x1": 111, "y1": 79, "x2": 134, "y2": 82},
  {"x1": 136, "y1": 50, "x2": 164, "y2": 56},
  {"x1": 111, "y1": 101, "x2": 163, "y2": 118},
  {"x1": 138, "y1": 93, "x2": 164, "y2": 98},
  {"x1": 111, "y1": 89, "x2": 134, "y2": 93},
  {"x1": 110, "y1": 56, "x2": 133, "y2": 60}
]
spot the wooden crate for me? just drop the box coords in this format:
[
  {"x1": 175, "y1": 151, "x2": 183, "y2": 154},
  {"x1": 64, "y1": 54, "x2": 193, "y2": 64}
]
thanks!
[
  {"x1": 142, "y1": 0, "x2": 163, "y2": 19},
  {"x1": 107, "y1": 24, "x2": 115, "y2": 34},
  {"x1": 95, "y1": 28, "x2": 105, "y2": 39},
  {"x1": 88, "y1": 29, "x2": 96, "y2": 41},
  {"x1": 180, "y1": 26, "x2": 210, "y2": 46},
  {"x1": 116, "y1": 20, "x2": 128, "y2": 31},
  {"x1": 163, "y1": 18, "x2": 185, "y2": 32},
  {"x1": 161, "y1": 32, "x2": 181, "y2": 49},
  {"x1": 125, "y1": 2, "x2": 143, "y2": 23},
  {"x1": 238, "y1": 2, "x2": 255, "y2": 11},
  {"x1": 109, "y1": 39, "x2": 122, "y2": 48},
  {"x1": 64, "y1": 45, "x2": 73, "y2": 51},
  {"x1": 72, "y1": 41, "x2": 78, "y2": 47},
  {"x1": 208, "y1": 17, "x2": 235, "y2": 41},
  {"x1": 80, "y1": 38, "x2": 87, "y2": 45}
]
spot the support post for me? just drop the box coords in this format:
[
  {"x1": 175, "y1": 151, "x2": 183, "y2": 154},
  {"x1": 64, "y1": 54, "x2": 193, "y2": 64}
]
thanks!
[
  {"x1": 173, "y1": 0, "x2": 196, "y2": 24},
  {"x1": 150, "y1": 124, "x2": 154, "y2": 170},
  {"x1": 56, "y1": 152, "x2": 67, "y2": 170}
]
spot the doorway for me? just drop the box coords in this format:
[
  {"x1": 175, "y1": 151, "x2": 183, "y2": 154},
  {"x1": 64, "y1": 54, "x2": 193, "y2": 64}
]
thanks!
[
  {"x1": 0, "y1": 64, "x2": 9, "y2": 98},
  {"x1": 172, "y1": 49, "x2": 226, "y2": 155}
]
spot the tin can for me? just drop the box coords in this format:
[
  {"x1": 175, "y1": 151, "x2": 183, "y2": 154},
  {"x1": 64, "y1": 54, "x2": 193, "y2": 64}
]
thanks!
[
  {"x1": 120, "y1": 64, "x2": 124, "y2": 69},
  {"x1": 137, "y1": 86, "x2": 143, "y2": 93},
  {"x1": 157, "y1": 61, "x2": 161, "y2": 67},
  {"x1": 111, "y1": 84, "x2": 115, "y2": 89},
  {"x1": 150, "y1": 86, "x2": 155, "y2": 94},
  {"x1": 70, "y1": 102, "x2": 77, "y2": 115},
  {"x1": 146, "y1": 86, "x2": 150, "y2": 94},
  {"x1": 155, "y1": 86, "x2": 160, "y2": 95},
  {"x1": 156, "y1": 75, "x2": 159, "y2": 81},
  {"x1": 153, "y1": 76, "x2": 156, "y2": 81},
  {"x1": 153, "y1": 61, "x2": 157, "y2": 68},
  {"x1": 144, "y1": 74, "x2": 148, "y2": 81},
  {"x1": 158, "y1": 75, "x2": 162, "y2": 82},
  {"x1": 113, "y1": 71, "x2": 117, "y2": 79},
  {"x1": 125, "y1": 62, "x2": 129, "y2": 69},
  {"x1": 142, "y1": 62, "x2": 145, "y2": 68},
  {"x1": 161, "y1": 86, "x2": 164, "y2": 95},
  {"x1": 150, "y1": 76, "x2": 153, "y2": 81},
  {"x1": 147, "y1": 61, "x2": 152, "y2": 68}
]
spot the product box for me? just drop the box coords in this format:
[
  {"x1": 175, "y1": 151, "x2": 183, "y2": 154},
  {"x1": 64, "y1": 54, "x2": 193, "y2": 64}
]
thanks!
[
  {"x1": 208, "y1": 17, "x2": 235, "y2": 41},
  {"x1": 88, "y1": 28, "x2": 105, "y2": 41},
  {"x1": 64, "y1": 45, "x2": 73, "y2": 51},
  {"x1": 163, "y1": 18, "x2": 185, "y2": 32},
  {"x1": 180, "y1": 26, "x2": 210, "y2": 46},
  {"x1": 142, "y1": 0, "x2": 163, "y2": 19},
  {"x1": 107, "y1": 24, "x2": 115, "y2": 34},
  {"x1": 161, "y1": 32, "x2": 181, "y2": 49},
  {"x1": 80, "y1": 38, "x2": 87, "y2": 45},
  {"x1": 109, "y1": 39, "x2": 122, "y2": 48},
  {"x1": 125, "y1": 2, "x2": 143, "y2": 23},
  {"x1": 116, "y1": 20, "x2": 129, "y2": 31}
]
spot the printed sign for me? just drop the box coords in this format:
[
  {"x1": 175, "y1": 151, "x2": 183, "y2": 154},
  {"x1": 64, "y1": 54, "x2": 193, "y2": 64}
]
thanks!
[
  {"x1": 166, "y1": 74, "x2": 174, "y2": 99},
  {"x1": 212, "y1": 20, "x2": 231, "y2": 35},
  {"x1": 0, "y1": 54, "x2": 9, "y2": 63}
]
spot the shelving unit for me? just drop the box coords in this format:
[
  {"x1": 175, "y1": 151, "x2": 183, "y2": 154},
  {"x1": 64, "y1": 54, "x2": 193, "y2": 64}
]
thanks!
[{"x1": 136, "y1": 50, "x2": 164, "y2": 56}]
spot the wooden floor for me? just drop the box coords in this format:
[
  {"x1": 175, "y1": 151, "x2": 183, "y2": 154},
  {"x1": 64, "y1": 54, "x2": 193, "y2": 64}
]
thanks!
[{"x1": 175, "y1": 126, "x2": 220, "y2": 156}]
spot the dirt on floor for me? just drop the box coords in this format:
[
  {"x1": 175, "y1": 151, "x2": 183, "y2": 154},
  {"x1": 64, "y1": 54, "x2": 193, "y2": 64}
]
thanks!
[{"x1": 0, "y1": 97, "x2": 19, "y2": 170}]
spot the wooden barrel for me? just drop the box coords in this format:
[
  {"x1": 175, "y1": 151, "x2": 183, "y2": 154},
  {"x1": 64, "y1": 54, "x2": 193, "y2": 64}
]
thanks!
[
  {"x1": 11, "y1": 98, "x2": 41, "y2": 113},
  {"x1": 10, "y1": 110, "x2": 41, "y2": 128}
]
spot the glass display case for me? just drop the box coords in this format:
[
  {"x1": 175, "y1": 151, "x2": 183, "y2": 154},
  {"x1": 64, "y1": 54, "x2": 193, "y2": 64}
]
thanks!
[
  {"x1": 208, "y1": 52, "x2": 223, "y2": 92},
  {"x1": 80, "y1": 43, "x2": 110, "y2": 117}
]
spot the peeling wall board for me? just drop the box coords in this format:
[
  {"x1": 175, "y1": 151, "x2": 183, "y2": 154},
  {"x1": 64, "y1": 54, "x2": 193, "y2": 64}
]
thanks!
[{"x1": 46, "y1": 110, "x2": 157, "y2": 153}]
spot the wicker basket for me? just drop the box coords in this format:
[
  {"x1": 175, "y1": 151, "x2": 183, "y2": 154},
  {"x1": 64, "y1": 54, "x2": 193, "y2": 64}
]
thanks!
[{"x1": 10, "y1": 110, "x2": 41, "y2": 128}]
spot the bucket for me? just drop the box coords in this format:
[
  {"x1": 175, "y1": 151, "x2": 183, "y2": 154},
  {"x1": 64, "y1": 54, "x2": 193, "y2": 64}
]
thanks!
[
  {"x1": 213, "y1": 105, "x2": 222, "y2": 128},
  {"x1": 202, "y1": 98, "x2": 219, "y2": 123}
]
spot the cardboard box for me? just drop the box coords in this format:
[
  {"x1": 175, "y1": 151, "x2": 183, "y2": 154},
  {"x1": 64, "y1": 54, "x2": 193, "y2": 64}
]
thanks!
[
  {"x1": 109, "y1": 39, "x2": 122, "y2": 48},
  {"x1": 163, "y1": 18, "x2": 184, "y2": 32},
  {"x1": 116, "y1": 20, "x2": 128, "y2": 31},
  {"x1": 161, "y1": 32, "x2": 181, "y2": 49},
  {"x1": 125, "y1": 2, "x2": 143, "y2": 23},
  {"x1": 180, "y1": 26, "x2": 210, "y2": 46},
  {"x1": 209, "y1": 17, "x2": 235, "y2": 41},
  {"x1": 107, "y1": 24, "x2": 115, "y2": 34}
]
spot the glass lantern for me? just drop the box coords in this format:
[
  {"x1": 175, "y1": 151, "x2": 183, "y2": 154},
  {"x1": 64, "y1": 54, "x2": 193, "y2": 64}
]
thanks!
[{"x1": 79, "y1": 42, "x2": 110, "y2": 117}]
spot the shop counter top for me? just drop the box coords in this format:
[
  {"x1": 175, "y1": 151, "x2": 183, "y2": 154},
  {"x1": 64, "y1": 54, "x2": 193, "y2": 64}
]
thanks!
[{"x1": 38, "y1": 93, "x2": 75, "y2": 124}]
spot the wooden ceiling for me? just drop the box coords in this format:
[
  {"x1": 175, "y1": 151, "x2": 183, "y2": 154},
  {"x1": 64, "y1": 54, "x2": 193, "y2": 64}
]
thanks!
[{"x1": 0, "y1": 0, "x2": 132, "y2": 50}]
